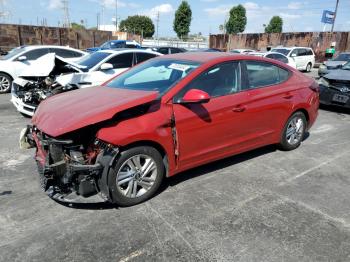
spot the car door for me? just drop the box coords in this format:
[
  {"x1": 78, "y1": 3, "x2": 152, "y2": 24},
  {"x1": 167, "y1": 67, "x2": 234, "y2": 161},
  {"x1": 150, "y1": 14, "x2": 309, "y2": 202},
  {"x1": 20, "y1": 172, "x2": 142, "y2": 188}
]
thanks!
[
  {"x1": 14, "y1": 48, "x2": 50, "y2": 77},
  {"x1": 88, "y1": 52, "x2": 134, "y2": 86},
  {"x1": 241, "y1": 60, "x2": 294, "y2": 144},
  {"x1": 289, "y1": 49, "x2": 303, "y2": 69},
  {"x1": 172, "y1": 61, "x2": 254, "y2": 169}
]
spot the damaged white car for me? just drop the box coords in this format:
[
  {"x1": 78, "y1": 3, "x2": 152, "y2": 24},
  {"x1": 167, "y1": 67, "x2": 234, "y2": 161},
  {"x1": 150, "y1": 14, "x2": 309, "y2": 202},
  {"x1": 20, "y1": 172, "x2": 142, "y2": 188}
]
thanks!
[{"x1": 11, "y1": 49, "x2": 161, "y2": 116}]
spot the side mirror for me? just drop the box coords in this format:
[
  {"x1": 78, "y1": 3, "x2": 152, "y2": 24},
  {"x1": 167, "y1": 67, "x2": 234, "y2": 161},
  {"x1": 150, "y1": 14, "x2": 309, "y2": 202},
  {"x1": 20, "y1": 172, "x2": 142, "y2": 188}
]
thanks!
[
  {"x1": 180, "y1": 89, "x2": 210, "y2": 104},
  {"x1": 291, "y1": 53, "x2": 297, "y2": 57},
  {"x1": 17, "y1": 55, "x2": 27, "y2": 61},
  {"x1": 100, "y1": 63, "x2": 113, "y2": 71}
]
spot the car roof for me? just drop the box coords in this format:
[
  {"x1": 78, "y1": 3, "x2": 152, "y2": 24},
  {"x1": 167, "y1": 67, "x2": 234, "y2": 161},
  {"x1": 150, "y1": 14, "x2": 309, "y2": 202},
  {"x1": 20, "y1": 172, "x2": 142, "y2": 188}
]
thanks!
[
  {"x1": 95, "y1": 49, "x2": 161, "y2": 55},
  {"x1": 159, "y1": 52, "x2": 242, "y2": 63}
]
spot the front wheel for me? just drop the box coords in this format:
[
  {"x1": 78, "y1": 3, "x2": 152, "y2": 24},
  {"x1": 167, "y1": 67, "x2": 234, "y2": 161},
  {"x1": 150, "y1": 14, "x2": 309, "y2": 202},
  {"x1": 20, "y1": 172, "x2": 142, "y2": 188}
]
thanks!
[
  {"x1": 279, "y1": 112, "x2": 307, "y2": 151},
  {"x1": 0, "y1": 73, "x2": 12, "y2": 94},
  {"x1": 107, "y1": 146, "x2": 164, "y2": 206}
]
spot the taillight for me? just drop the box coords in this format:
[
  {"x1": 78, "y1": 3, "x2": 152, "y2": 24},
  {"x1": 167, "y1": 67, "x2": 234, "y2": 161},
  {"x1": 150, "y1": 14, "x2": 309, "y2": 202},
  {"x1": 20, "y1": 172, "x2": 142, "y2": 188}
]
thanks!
[{"x1": 309, "y1": 81, "x2": 320, "y2": 92}]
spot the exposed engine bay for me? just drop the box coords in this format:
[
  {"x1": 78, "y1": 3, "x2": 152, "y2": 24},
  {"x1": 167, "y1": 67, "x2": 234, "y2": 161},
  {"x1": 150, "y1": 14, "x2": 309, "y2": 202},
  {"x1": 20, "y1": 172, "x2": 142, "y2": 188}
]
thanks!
[
  {"x1": 13, "y1": 76, "x2": 77, "y2": 107},
  {"x1": 22, "y1": 125, "x2": 119, "y2": 202},
  {"x1": 11, "y1": 53, "x2": 82, "y2": 116}
]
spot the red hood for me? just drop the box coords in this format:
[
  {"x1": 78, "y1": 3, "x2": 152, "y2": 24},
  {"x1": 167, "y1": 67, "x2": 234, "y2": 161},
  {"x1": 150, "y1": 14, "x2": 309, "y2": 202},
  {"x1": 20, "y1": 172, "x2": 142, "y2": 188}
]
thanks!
[{"x1": 32, "y1": 87, "x2": 159, "y2": 137}]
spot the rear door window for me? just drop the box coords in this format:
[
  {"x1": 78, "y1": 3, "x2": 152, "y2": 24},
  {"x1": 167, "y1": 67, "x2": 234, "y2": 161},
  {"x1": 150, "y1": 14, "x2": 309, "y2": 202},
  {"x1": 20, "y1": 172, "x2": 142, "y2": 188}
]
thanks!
[
  {"x1": 244, "y1": 61, "x2": 290, "y2": 89},
  {"x1": 136, "y1": 52, "x2": 157, "y2": 64},
  {"x1": 23, "y1": 48, "x2": 49, "y2": 60},
  {"x1": 49, "y1": 48, "x2": 83, "y2": 58},
  {"x1": 106, "y1": 52, "x2": 134, "y2": 69}
]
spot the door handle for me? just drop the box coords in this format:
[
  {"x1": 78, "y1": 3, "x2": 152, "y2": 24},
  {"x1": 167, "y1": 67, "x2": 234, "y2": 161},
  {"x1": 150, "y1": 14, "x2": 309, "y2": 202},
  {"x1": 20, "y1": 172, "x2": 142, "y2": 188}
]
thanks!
[
  {"x1": 232, "y1": 106, "x2": 246, "y2": 112},
  {"x1": 282, "y1": 93, "x2": 294, "y2": 99}
]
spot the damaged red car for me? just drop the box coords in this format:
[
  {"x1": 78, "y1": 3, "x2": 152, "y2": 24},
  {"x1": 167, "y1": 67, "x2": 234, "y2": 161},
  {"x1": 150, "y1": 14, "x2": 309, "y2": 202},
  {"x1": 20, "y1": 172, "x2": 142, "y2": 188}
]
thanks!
[{"x1": 21, "y1": 53, "x2": 319, "y2": 206}]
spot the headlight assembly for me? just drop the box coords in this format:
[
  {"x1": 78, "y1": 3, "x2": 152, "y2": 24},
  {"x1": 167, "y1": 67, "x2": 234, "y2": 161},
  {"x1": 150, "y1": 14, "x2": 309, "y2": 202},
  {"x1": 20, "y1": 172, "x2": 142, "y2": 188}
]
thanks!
[{"x1": 318, "y1": 77, "x2": 330, "y2": 87}]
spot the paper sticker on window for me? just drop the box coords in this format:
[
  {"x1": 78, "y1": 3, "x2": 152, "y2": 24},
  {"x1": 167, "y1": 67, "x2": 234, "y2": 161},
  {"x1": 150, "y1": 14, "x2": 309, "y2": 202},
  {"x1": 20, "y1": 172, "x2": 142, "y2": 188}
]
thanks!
[{"x1": 168, "y1": 63, "x2": 190, "y2": 72}]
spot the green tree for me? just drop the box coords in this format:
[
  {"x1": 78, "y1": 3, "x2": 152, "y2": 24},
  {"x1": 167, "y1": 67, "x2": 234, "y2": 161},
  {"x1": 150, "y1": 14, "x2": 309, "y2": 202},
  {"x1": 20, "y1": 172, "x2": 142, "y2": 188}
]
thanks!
[
  {"x1": 119, "y1": 15, "x2": 155, "y2": 37},
  {"x1": 265, "y1": 16, "x2": 283, "y2": 33},
  {"x1": 71, "y1": 22, "x2": 85, "y2": 30},
  {"x1": 225, "y1": 5, "x2": 247, "y2": 34},
  {"x1": 173, "y1": 1, "x2": 192, "y2": 39}
]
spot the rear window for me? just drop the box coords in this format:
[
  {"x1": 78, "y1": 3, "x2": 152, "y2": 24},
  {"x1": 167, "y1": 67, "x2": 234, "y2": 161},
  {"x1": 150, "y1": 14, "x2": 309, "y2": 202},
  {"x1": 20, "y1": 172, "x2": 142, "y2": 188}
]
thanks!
[
  {"x1": 271, "y1": 48, "x2": 290, "y2": 56},
  {"x1": 245, "y1": 61, "x2": 290, "y2": 89},
  {"x1": 334, "y1": 53, "x2": 350, "y2": 61}
]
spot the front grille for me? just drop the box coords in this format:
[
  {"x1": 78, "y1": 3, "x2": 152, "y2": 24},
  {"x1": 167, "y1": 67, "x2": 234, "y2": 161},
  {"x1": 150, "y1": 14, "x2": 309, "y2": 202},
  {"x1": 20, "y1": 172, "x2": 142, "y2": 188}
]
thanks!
[{"x1": 328, "y1": 81, "x2": 350, "y2": 93}]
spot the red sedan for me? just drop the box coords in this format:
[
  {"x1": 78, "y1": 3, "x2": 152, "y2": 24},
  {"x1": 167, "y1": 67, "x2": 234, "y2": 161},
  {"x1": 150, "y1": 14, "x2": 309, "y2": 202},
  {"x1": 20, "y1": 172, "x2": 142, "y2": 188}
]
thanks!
[{"x1": 22, "y1": 52, "x2": 319, "y2": 206}]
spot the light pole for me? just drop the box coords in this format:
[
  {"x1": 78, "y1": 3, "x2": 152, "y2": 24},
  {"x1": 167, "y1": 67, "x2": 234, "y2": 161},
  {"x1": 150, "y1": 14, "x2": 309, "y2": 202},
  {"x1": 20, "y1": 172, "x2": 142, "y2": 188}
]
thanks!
[{"x1": 331, "y1": 0, "x2": 339, "y2": 32}]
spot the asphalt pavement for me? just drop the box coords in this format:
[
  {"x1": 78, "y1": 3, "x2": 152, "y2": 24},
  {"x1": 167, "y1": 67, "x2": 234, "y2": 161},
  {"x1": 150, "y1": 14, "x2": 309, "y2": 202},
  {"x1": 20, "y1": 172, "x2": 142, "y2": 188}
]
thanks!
[{"x1": 1, "y1": 73, "x2": 350, "y2": 261}]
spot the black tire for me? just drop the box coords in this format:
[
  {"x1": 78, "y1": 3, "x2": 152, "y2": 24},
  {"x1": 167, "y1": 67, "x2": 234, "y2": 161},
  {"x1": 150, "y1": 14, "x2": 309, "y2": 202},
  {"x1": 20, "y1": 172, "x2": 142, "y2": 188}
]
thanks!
[
  {"x1": 306, "y1": 63, "x2": 312, "y2": 72},
  {"x1": 279, "y1": 112, "x2": 307, "y2": 151},
  {"x1": 107, "y1": 146, "x2": 164, "y2": 207},
  {"x1": 0, "y1": 73, "x2": 12, "y2": 94}
]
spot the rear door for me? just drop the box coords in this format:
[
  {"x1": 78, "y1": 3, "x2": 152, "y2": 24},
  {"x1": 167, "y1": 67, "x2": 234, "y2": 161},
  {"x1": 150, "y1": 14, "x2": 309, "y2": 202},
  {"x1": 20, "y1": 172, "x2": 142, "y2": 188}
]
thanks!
[
  {"x1": 290, "y1": 48, "x2": 304, "y2": 69},
  {"x1": 172, "y1": 61, "x2": 254, "y2": 169},
  {"x1": 241, "y1": 60, "x2": 294, "y2": 143}
]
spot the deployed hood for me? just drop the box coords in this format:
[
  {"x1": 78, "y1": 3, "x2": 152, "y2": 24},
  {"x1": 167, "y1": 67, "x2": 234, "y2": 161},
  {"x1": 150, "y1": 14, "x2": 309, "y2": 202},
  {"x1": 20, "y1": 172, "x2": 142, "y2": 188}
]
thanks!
[
  {"x1": 19, "y1": 53, "x2": 83, "y2": 77},
  {"x1": 32, "y1": 86, "x2": 159, "y2": 137},
  {"x1": 324, "y1": 69, "x2": 350, "y2": 81},
  {"x1": 324, "y1": 60, "x2": 347, "y2": 68}
]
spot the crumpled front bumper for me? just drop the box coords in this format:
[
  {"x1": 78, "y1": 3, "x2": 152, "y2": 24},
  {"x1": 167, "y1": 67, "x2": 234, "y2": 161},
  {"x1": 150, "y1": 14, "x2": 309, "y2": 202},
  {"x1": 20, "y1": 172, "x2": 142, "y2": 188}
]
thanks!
[
  {"x1": 20, "y1": 125, "x2": 118, "y2": 203},
  {"x1": 11, "y1": 94, "x2": 36, "y2": 117}
]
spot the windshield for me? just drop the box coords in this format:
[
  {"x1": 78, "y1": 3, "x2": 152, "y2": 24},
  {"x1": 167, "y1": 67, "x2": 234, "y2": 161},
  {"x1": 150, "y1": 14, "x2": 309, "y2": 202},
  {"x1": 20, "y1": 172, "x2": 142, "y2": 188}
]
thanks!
[
  {"x1": 107, "y1": 59, "x2": 200, "y2": 94},
  {"x1": 76, "y1": 52, "x2": 110, "y2": 71},
  {"x1": 271, "y1": 48, "x2": 290, "y2": 56},
  {"x1": 333, "y1": 53, "x2": 350, "y2": 61},
  {"x1": 0, "y1": 46, "x2": 27, "y2": 60},
  {"x1": 342, "y1": 62, "x2": 350, "y2": 70}
]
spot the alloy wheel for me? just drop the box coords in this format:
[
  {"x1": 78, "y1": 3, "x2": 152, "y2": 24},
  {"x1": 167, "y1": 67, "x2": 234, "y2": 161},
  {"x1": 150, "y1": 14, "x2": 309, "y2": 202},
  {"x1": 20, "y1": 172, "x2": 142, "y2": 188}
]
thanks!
[
  {"x1": 0, "y1": 76, "x2": 10, "y2": 92},
  {"x1": 116, "y1": 154, "x2": 157, "y2": 198},
  {"x1": 286, "y1": 116, "x2": 304, "y2": 145}
]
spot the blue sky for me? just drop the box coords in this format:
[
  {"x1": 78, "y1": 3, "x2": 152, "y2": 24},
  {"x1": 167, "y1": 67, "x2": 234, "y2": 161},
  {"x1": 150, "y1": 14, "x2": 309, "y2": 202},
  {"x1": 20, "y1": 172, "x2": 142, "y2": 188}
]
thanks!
[{"x1": 2, "y1": 0, "x2": 350, "y2": 36}]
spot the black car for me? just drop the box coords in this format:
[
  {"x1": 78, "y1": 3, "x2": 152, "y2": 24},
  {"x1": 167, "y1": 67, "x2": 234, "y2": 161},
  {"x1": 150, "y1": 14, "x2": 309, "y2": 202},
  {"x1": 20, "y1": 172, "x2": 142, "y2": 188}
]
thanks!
[
  {"x1": 149, "y1": 46, "x2": 187, "y2": 55},
  {"x1": 319, "y1": 62, "x2": 350, "y2": 108}
]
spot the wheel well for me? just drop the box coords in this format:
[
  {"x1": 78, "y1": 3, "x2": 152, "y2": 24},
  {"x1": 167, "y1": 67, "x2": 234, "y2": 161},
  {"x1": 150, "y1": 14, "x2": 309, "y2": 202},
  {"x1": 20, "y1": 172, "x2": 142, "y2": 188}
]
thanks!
[
  {"x1": 293, "y1": 108, "x2": 309, "y2": 124},
  {"x1": 121, "y1": 140, "x2": 169, "y2": 176},
  {"x1": 0, "y1": 72, "x2": 13, "y2": 80}
]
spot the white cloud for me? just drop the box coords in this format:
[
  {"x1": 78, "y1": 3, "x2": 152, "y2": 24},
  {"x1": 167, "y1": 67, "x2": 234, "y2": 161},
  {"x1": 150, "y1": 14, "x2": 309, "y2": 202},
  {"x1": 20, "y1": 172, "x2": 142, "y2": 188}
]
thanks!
[
  {"x1": 243, "y1": 2, "x2": 259, "y2": 10},
  {"x1": 280, "y1": 12, "x2": 301, "y2": 19},
  {"x1": 287, "y1": 2, "x2": 302, "y2": 10},
  {"x1": 143, "y1": 4, "x2": 174, "y2": 19},
  {"x1": 48, "y1": 0, "x2": 63, "y2": 10},
  {"x1": 204, "y1": 5, "x2": 230, "y2": 17}
]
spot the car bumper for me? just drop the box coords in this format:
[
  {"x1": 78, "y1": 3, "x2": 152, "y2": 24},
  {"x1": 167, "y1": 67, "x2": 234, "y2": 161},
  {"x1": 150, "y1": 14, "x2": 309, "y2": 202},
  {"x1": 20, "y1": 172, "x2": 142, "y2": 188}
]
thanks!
[
  {"x1": 11, "y1": 94, "x2": 36, "y2": 117},
  {"x1": 319, "y1": 85, "x2": 350, "y2": 108},
  {"x1": 318, "y1": 67, "x2": 328, "y2": 76}
]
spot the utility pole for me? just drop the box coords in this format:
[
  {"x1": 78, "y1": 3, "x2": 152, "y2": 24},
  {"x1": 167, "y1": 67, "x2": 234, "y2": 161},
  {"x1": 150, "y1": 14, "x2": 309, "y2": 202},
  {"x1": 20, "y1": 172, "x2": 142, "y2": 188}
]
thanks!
[
  {"x1": 156, "y1": 11, "x2": 160, "y2": 46},
  {"x1": 101, "y1": 3, "x2": 105, "y2": 30},
  {"x1": 115, "y1": 0, "x2": 118, "y2": 31},
  {"x1": 62, "y1": 0, "x2": 70, "y2": 28},
  {"x1": 96, "y1": 13, "x2": 100, "y2": 29},
  {"x1": 331, "y1": 0, "x2": 339, "y2": 32}
]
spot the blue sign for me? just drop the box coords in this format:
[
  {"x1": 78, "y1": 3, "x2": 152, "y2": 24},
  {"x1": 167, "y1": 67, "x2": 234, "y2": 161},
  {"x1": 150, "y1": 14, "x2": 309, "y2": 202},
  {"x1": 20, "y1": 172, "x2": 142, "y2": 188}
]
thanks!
[{"x1": 321, "y1": 10, "x2": 335, "y2": 24}]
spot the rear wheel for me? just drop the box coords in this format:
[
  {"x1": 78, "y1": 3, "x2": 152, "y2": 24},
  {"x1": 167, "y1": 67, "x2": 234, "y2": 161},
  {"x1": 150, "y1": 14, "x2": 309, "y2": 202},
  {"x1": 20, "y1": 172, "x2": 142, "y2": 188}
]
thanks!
[
  {"x1": 279, "y1": 112, "x2": 307, "y2": 151},
  {"x1": 0, "y1": 73, "x2": 12, "y2": 94},
  {"x1": 107, "y1": 146, "x2": 164, "y2": 206},
  {"x1": 306, "y1": 63, "x2": 312, "y2": 72}
]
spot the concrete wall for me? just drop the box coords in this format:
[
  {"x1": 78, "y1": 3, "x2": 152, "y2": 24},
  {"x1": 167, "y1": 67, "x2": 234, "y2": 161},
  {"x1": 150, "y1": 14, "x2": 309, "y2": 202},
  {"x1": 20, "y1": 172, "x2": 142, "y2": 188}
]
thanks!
[
  {"x1": 209, "y1": 32, "x2": 350, "y2": 62},
  {"x1": 0, "y1": 24, "x2": 140, "y2": 51}
]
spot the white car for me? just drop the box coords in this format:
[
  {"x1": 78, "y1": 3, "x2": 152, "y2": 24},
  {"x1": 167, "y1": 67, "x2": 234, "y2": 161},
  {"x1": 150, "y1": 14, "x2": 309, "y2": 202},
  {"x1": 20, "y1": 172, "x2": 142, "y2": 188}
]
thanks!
[
  {"x1": 11, "y1": 49, "x2": 161, "y2": 116},
  {"x1": 248, "y1": 52, "x2": 297, "y2": 68},
  {"x1": 230, "y1": 49, "x2": 255, "y2": 54},
  {"x1": 271, "y1": 47, "x2": 315, "y2": 72},
  {"x1": 0, "y1": 45, "x2": 87, "y2": 93}
]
